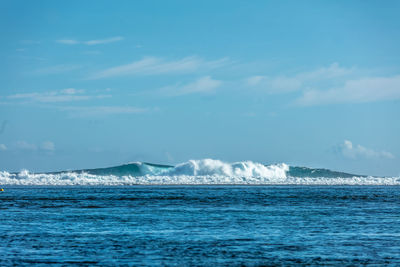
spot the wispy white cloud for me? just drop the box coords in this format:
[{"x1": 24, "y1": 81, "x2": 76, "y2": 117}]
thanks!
[
  {"x1": 31, "y1": 64, "x2": 82, "y2": 75},
  {"x1": 0, "y1": 144, "x2": 7, "y2": 151},
  {"x1": 88, "y1": 56, "x2": 229, "y2": 79},
  {"x1": 56, "y1": 36, "x2": 124, "y2": 45},
  {"x1": 20, "y1": 40, "x2": 41, "y2": 45},
  {"x1": 2, "y1": 89, "x2": 145, "y2": 117},
  {"x1": 56, "y1": 39, "x2": 79, "y2": 45},
  {"x1": 7, "y1": 88, "x2": 111, "y2": 103},
  {"x1": 295, "y1": 75, "x2": 400, "y2": 106},
  {"x1": 246, "y1": 63, "x2": 354, "y2": 93},
  {"x1": 159, "y1": 76, "x2": 222, "y2": 96},
  {"x1": 246, "y1": 75, "x2": 302, "y2": 93},
  {"x1": 61, "y1": 106, "x2": 149, "y2": 117},
  {"x1": 245, "y1": 63, "x2": 400, "y2": 106},
  {"x1": 16, "y1": 141, "x2": 37, "y2": 151},
  {"x1": 83, "y1": 36, "x2": 124, "y2": 45},
  {"x1": 338, "y1": 140, "x2": 394, "y2": 159},
  {"x1": 16, "y1": 141, "x2": 55, "y2": 152},
  {"x1": 40, "y1": 141, "x2": 55, "y2": 151}
]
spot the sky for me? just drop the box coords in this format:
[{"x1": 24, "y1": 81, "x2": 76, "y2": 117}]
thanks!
[{"x1": 0, "y1": 0, "x2": 399, "y2": 176}]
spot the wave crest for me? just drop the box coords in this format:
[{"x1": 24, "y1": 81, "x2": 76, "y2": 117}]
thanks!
[{"x1": 162, "y1": 159, "x2": 288, "y2": 178}]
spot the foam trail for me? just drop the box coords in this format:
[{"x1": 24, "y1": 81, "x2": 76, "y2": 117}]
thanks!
[{"x1": 0, "y1": 159, "x2": 399, "y2": 186}]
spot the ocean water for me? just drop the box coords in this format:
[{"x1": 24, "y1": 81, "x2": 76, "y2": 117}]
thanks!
[
  {"x1": 1, "y1": 186, "x2": 400, "y2": 265},
  {"x1": 1, "y1": 160, "x2": 400, "y2": 265}
]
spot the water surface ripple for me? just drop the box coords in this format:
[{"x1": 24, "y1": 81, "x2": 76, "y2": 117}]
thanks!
[{"x1": 1, "y1": 186, "x2": 400, "y2": 265}]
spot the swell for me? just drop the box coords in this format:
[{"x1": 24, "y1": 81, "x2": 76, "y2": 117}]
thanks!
[
  {"x1": 288, "y1": 166, "x2": 365, "y2": 178},
  {"x1": 55, "y1": 160, "x2": 362, "y2": 178},
  {"x1": 56, "y1": 162, "x2": 173, "y2": 176},
  {"x1": 0, "y1": 159, "x2": 398, "y2": 186}
]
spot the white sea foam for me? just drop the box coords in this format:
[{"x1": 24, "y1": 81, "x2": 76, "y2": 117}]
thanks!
[
  {"x1": 0, "y1": 159, "x2": 399, "y2": 186},
  {"x1": 160, "y1": 159, "x2": 289, "y2": 178},
  {"x1": 0, "y1": 173, "x2": 399, "y2": 186},
  {"x1": 0, "y1": 172, "x2": 399, "y2": 185}
]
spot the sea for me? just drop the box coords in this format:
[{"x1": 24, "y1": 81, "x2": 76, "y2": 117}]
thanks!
[{"x1": 1, "y1": 159, "x2": 400, "y2": 265}]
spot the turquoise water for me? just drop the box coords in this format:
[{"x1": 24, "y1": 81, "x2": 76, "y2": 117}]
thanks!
[{"x1": 1, "y1": 186, "x2": 400, "y2": 265}]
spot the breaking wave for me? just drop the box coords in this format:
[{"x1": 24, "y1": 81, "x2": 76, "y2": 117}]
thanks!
[{"x1": 0, "y1": 159, "x2": 399, "y2": 186}]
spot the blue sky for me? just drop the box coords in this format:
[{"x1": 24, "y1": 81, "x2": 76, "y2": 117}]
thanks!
[{"x1": 0, "y1": 0, "x2": 399, "y2": 176}]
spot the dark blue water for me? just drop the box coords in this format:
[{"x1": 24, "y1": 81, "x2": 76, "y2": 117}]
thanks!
[{"x1": 1, "y1": 186, "x2": 400, "y2": 265}]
